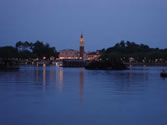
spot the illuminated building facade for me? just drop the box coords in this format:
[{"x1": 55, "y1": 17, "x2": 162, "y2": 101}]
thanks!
[
  {"x1": 59, "y1": 49, "x2": 80, "y2": 60},
  {"x1": 85, "y1": 51, "x2": 101, "y2": 61}
]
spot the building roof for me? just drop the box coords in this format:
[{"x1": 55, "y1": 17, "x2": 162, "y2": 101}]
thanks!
[{"x1": 60, "y1": 49, "x2": 79, "y2": 52}]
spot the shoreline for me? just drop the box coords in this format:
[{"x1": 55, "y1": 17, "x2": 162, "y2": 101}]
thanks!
[{"x1": 124, "y1": 63, "x2": 167, "y2": 66}]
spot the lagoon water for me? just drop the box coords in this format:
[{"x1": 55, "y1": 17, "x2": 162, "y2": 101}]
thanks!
[{"x1": 0, "y1": 65, "x2": 167, "y2": 125}]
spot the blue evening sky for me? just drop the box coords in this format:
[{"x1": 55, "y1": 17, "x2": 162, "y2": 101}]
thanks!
[{"x1": 0, "y1": 0, "x2": 167, "y2": 51}]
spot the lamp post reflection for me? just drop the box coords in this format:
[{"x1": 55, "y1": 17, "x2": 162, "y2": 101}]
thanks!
[
  {"x1": 43, "y1": 64, "x2": 46, "y2": 90},
  {"x1": 49, "y1": 67, "x2": 54, "y2": 83},
  {"x1": 80, "y1": 68, "x2": 84, "y2": 104},
  {"x1": 56, "y1": 67, "x2": 64, "y2": 91},
  {"x1": 36, "y1": 64, "x2": 39, "y2": 81}
]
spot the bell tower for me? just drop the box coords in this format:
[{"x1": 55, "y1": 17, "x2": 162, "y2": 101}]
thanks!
[{"x1": 80, "y1": 32, "x2": 84, "y2": 60}]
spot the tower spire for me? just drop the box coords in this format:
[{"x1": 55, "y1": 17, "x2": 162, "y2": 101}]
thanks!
[{"x1": 81, "y1": 32, "x2": 83, "y2": 38}]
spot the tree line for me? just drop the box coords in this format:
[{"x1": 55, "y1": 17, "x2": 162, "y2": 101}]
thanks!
[
  {"x1": 1, "y1": 40, "x2": 167, "y2": 63},
  {"x1": 0, "y1": 41, "x2": 58, "y2": 59},
  {"x1": 99, "y1": 40, "x2": 167, "y2": 63}
]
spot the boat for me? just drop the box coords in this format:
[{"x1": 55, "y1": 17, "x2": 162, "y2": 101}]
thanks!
[{"x1": 160, "y1": 70, "x2": 167, "y2": 77}]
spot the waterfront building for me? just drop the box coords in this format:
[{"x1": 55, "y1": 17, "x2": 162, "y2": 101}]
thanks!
[
  {"x1": 85, "y1": 51, "x2": 101, "y2": 61},
  {"x1": 59, "y1": 33, "x2": 85, "y2": 60},
  {"x1": 58, "y1": 33, "x2": 100, "y2": 62},
  {"x1": 59, "y1": 49, "x2": 80, "y2": 60}
]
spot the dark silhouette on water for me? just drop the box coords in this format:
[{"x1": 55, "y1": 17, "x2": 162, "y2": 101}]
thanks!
[
  {"x1": 85, "y1": 57, "x2": 127, "y2": 70},
  {"x1": 160, "y1": 70, "x2": 167, "y2": 78},
  {"x1": 0, "y1": 58, "x2": 19, "y2": 71}
]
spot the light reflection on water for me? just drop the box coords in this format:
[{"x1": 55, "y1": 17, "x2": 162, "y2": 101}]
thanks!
[
  {"x1": 80, "y1": 68, "x2": 84, "y2": 104},
  {"x1": 56, "y1": 67, "x2": 64, "y2": 91},
  {"x1": 42, "y1": 64, "x2": 46, "y2": 90},
  {"x1": 0, "y1": 65, "x2": 167, "y2": 125}
]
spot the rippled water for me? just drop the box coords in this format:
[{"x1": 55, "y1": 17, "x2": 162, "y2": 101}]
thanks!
[{"x1": 0, "y1": 65, "x2": 167, "y2": 125}]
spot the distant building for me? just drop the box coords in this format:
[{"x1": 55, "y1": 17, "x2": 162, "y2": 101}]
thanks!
[
  {"x1": 59, "y1": 33, "x2": 85, "y2": 60},
  {"x1": 58, "y1": 33, "x2": 100, "y2": 61},
  {"x1": 85, "y1": 51, "x2": 101, "y2": 61},
  {"x1": 59, "y1": 49, "x2": 80, "y2": 60}
]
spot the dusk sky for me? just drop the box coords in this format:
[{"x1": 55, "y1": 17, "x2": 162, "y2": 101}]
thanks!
[{"x1": 0, "y1": 0, "x2": 167, "y2": 51}]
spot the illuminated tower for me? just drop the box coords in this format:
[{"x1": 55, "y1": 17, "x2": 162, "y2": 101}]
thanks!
[{"x1": 80, "y1": 32, "x2": 84, "y2": 60}]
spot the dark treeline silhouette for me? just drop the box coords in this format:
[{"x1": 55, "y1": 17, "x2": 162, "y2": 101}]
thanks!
[
  {"x1": 0, "y1": 46, "x2": 18, "y2": 58},
  {"x1": 1, "y1": 40, "x2": 167, "y2": 64},
  {"x1": 85, "y1": 57, "x2": 127, "y2": 70},
  {"x1": 0, "y1": 41, "x2": 58, "y2": 59},
  {"x1": 99, "y1": 40, "x2": 167, "y2": 63}
]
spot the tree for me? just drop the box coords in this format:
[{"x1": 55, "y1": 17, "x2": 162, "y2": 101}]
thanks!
[
  {"x1": 32, "y1": 41, "x2": 58, "y2": 58},
  {"x1": 0, "y1": 46, "x2": 18, "y2": 58},
  {"x1": 16, "y1": 41, "x2": 24, "y2": 51}
]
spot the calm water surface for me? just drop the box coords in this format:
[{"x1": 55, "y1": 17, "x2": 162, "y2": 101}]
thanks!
[{"x1": 0, "y1": 65, "x2": 167, "y2": 125}]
